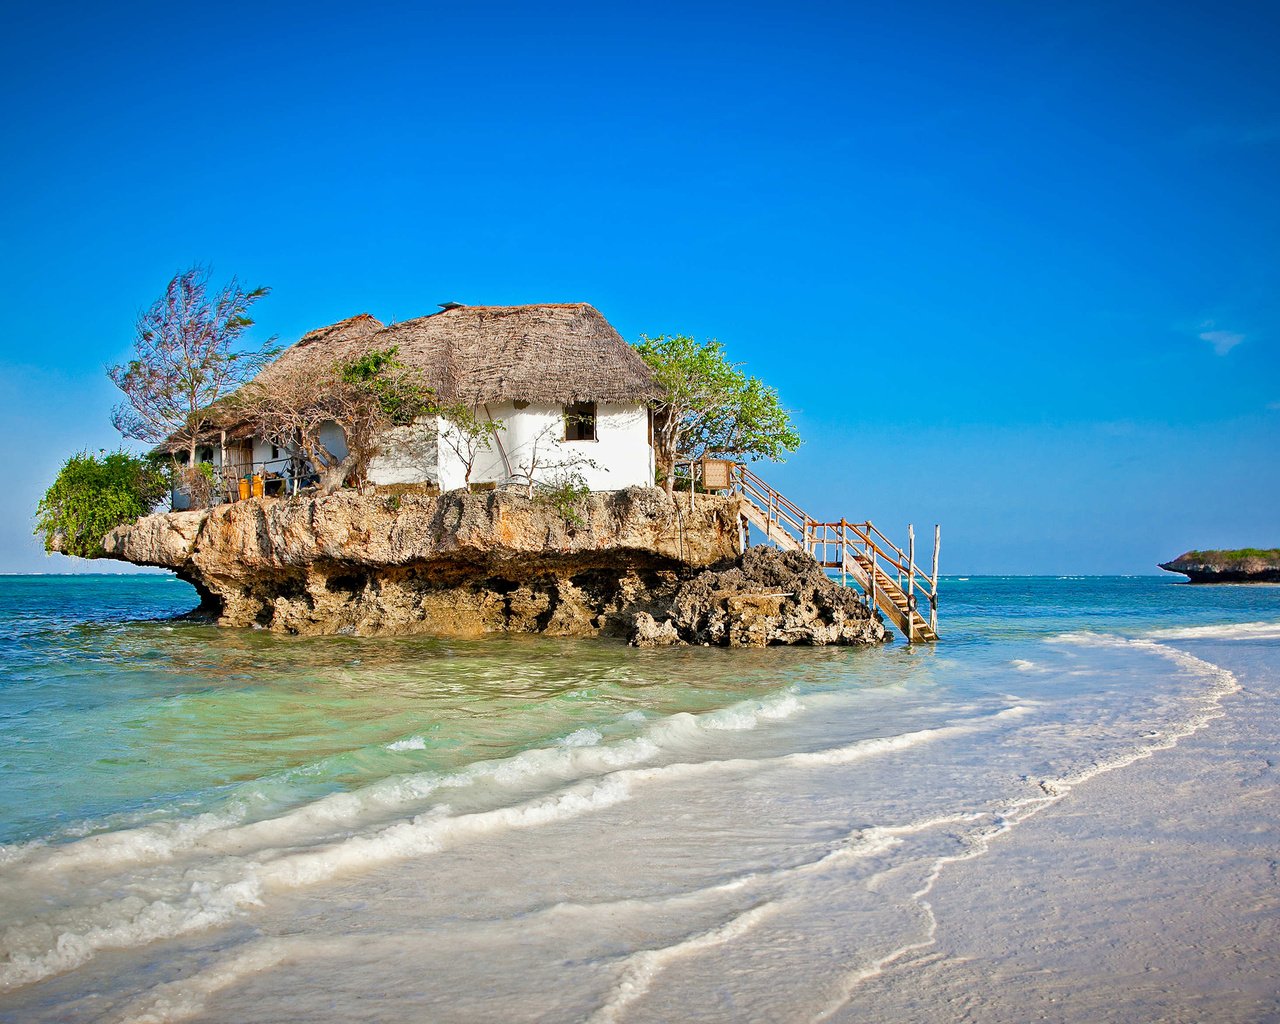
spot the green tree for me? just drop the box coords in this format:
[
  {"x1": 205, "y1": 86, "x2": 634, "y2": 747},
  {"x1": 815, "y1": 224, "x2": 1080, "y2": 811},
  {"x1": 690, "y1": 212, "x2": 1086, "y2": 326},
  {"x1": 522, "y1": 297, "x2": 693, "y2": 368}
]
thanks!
[
  {"x1": 108, "y1": 266, "x2": 277, "y2": 468},
  {"x1": 35, "y1": 450, "x2": 169, "y2": 558},
  {"x1": 633, "y1": 334, "x2": 800, "y2": 495}
]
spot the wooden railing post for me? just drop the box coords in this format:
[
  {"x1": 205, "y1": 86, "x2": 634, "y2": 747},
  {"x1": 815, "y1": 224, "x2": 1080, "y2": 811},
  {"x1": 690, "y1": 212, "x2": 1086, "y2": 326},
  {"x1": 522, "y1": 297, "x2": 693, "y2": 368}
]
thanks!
[
  {"x1": 866, "y1": 538, "x2": 876, "y2": 614},
  {"x1": 906, "y1": 523, "x2": 916, "y2": 643},
  {"x1": 723, "y1": 467, "x2": 937, "y2": 640},
  {"x1": 930, "y1": 524, "x2": 940, "y2": 632}
]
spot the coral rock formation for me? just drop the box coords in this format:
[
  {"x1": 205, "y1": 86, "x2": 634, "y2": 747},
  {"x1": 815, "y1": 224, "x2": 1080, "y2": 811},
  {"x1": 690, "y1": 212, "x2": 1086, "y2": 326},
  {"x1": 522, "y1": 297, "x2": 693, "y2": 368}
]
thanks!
[
  {"x1": 102, "y1": 488, "x2": 885, "y2": 646},
  {"x1": 1158, "y1": 549, "x2": 1280, "y2": 584},
  {"x1": 629, "y1": 548, "x2": 885, "y2": 647}
]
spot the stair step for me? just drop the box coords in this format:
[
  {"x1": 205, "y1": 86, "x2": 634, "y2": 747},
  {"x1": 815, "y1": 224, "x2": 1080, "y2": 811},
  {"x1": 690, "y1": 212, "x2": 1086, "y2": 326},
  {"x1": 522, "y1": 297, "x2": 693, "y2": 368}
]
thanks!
[{"x1": 737, "y1": 483, "x2": 937, "y2": 642}]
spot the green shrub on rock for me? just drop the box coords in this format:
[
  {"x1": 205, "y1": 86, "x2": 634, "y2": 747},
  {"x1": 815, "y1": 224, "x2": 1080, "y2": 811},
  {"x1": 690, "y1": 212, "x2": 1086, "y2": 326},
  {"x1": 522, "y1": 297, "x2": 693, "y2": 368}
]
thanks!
[
  {"x1": 534, "y1": 468, "x2": 592, "y2": 528},
  {"x1": 35, "y1": 450, "x2": 169, "y2": 558}
]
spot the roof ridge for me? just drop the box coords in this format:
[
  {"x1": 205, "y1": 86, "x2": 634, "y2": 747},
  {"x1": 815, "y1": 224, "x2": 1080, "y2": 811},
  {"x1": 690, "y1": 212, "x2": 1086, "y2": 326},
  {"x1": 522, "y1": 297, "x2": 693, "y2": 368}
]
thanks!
[{"x1": 434, "y1": 302, "x2": 595, "y2": 312}]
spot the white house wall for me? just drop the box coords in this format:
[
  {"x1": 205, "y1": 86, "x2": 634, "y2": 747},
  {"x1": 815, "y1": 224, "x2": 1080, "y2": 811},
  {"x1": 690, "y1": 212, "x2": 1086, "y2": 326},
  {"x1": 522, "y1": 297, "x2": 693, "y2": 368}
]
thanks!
[
  {"x1": 368, "y1": 420, "x2": 439, "y2": 485},
  {"x1": 318, "y1": 422, "x2": 349, "y2": 466},
  {"x1": 436, "y1": 409, "x2": 510, "y2": 491},
  {"x1": 439, "y1": 402, "x2": 652, "y2": 492},
  {"x1": 178, "y1": 401, "x2": 653, "y2": 506}
]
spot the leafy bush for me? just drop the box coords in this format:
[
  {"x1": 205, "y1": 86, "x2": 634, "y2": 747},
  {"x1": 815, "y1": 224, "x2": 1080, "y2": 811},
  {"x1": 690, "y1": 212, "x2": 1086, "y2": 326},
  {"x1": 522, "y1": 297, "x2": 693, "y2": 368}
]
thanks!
[
  {"x1": 534, "y1": 468, "x2": 592, "y2": 528},
  {"x1": 179, "y1": 461, "x2": 219, "y2": 508},
  {"x1": 1183, "y1": 548, "x2": 1280, "y2": 564},
  {"x1": 338, "y1": 346, "x2": 435, "y2": 425},
  {"x1": 35, "y1": 450, "x2": 169, "y2": 558}
]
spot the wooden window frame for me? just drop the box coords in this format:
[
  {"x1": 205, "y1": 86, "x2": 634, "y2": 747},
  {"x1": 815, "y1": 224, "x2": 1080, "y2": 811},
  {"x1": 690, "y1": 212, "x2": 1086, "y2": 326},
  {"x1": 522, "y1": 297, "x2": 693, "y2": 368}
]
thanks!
[{"x1": 563, "y1": 401, "x2": 598, "y2": 442}]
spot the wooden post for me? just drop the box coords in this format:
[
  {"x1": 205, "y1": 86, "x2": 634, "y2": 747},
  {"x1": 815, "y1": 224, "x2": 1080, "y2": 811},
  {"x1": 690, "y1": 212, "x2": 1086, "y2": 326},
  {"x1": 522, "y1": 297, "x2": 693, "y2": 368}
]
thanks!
[
  {"x1": 931, "y1": 524, "x2": 940, "y2": 632},
  {"x1": 483, "y1": 403, "x2": 514, "y2": 481},
  {"x1": 907, "y1": 523, "x2": 916, "y2": 644},
  {"x1": 840, "y1": 519, "x2": 847, "y2": 587},
  {"x1": 219, "y1": 429, "x2": 228, "y2": 501},
  {"x1": 866, "y1": 538, "x2": 876, "y2": 614}
]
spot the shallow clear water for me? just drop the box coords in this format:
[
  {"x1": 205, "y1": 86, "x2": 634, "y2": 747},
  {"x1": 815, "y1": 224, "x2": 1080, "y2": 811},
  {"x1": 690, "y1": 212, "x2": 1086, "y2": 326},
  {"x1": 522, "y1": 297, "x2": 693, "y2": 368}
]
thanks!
[{"x1": 1, "y1": 573, "x2": 1277, "y2": 1022}]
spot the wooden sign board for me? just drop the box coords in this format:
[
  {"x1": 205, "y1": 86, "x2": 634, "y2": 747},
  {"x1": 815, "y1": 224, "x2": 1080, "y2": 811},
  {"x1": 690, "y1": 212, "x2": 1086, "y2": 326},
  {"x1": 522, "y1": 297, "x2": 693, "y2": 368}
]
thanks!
[{"x1": 700, "y1": 458, "x2": 733, "y2": 491}]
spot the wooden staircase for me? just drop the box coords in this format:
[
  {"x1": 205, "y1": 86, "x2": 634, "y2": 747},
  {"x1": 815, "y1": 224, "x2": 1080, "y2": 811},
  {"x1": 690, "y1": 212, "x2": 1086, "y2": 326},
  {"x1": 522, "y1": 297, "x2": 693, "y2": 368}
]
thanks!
[{"x1": 730, "y1": 464, "x2": 939, "y2": 642}]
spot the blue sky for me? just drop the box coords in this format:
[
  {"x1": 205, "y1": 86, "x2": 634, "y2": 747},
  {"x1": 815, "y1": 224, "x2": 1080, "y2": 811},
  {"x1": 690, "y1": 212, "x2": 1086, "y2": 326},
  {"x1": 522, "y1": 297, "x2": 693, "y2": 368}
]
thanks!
[{"x1": 2, "y1": 0, "x2": 1276, "y2": 574}]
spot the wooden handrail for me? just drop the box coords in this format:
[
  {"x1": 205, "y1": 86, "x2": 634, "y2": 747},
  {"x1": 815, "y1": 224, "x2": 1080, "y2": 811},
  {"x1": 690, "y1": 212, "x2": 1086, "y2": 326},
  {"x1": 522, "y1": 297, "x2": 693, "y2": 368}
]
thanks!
[
  {"x1": 731, "y1": 463, "x2": 940, "y2": 641},
  {"x1": 738, "y1": 465, "x2": 808, "y2": 522}
]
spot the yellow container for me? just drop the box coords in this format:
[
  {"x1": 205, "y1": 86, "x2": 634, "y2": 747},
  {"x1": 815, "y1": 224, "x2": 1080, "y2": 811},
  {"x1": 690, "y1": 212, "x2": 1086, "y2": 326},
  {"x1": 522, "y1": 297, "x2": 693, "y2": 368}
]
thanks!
[
  {"x1": 252, "y1": 474, "x2": 265, "y2": 499},
  {"x1": 238, "y1": 478, "x2": 250, "y2": 501}
]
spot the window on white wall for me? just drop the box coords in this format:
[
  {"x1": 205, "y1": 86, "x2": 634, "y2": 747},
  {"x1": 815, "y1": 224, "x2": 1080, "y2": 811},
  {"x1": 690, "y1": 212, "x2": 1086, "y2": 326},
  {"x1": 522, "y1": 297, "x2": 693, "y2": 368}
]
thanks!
[{"x1": 564, "y1": 401, "x2": 597, "y2": 441}]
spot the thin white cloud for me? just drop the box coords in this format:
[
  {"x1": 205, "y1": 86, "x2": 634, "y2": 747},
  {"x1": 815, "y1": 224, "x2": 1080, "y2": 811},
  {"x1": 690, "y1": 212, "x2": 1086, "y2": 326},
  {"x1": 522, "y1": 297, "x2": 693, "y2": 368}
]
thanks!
[
  {"x1": 1199, "y1": 329, "x2": 1244, "y2": 356},
  {"x1": 1268, "y1": 401, "x2": 1280, "y2": 412}
]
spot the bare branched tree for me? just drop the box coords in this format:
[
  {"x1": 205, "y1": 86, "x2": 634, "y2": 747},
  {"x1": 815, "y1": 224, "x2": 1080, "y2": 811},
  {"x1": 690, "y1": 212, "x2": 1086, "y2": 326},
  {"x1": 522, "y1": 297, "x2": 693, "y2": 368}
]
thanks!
[
  {"x1": 437, "y1": 400, "x2": 501, "y2": 491},
  {"x1": 507, "y1": 422, "x2": 602, "y2": 498},
  {"x1": 232, "y1": 348, "x2": 434, "y2": 494},
  {"x1": 108, "y1": 267, "x2": 277, "y2": 468}
]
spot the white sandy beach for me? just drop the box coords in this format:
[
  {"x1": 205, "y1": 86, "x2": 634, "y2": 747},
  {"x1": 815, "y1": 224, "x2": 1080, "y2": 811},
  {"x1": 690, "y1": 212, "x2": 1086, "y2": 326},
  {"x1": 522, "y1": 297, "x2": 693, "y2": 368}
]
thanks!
[{"x1": 842, "y1": 637, "x2": 1280, "y2": 1023}]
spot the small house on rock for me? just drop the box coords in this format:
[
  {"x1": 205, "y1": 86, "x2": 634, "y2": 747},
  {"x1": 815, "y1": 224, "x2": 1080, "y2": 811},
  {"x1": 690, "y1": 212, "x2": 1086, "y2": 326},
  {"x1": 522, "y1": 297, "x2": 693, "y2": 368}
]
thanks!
[{"x1": 166, "y1": 303, "x2": 660, "y2": 507}]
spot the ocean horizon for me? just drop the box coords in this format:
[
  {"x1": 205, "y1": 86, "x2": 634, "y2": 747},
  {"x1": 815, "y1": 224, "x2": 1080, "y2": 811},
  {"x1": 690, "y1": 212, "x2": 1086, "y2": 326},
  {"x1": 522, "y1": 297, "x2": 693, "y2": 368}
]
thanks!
[{"x1": 1, "y1": 573, "x2": 1277, "y2": 1022}]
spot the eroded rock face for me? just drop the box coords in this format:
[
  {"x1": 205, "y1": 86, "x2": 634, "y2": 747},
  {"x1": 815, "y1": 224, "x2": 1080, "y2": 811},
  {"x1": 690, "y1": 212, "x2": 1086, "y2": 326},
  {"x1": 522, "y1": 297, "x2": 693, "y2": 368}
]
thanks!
[
  {"x1": 101, "y1": 488, "x2": 885, "y2": 646},
  {"x1": 629, "y1": 548, "x2": 886, "y2": 647},
  {"x1": 103, "y1": 488, "x2": 741, "y2": 636}
]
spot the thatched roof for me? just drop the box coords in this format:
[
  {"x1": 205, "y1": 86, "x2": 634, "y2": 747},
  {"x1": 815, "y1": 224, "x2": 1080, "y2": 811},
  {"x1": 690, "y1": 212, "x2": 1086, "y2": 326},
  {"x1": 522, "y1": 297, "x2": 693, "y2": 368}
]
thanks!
[
  {"x1": 255, "y1": 303, "x2": 657, "y2": 405},
  {"x1": 251, "y1": 313, "x2": 385, "y2": 389},
  {"x1": 156, "y1": 304, "x2": 655, "y2": 454}
]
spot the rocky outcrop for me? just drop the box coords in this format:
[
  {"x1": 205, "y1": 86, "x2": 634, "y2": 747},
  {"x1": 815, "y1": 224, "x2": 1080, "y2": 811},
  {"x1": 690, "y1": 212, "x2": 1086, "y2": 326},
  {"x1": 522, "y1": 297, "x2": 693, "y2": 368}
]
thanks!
[
  {"x1": 103, "y1": 487, "x2": 740, "y2": 636},
  {"x1": 101, "y1": 487, "x2": 885, "y2": 645},
  {"x1": 1158, "y1": 549, "x2": 1280, "y2": 584},
  {"x1": 630, "y1": 548, "x2": 885, "y2": 647}
]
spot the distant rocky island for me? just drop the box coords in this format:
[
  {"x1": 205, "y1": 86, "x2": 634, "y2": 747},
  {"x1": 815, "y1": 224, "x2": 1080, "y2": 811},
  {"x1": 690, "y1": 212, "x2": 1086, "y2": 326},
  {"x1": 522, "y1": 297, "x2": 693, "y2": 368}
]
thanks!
[{"x1": 1158, "y1": 549, "x2": 1280, "y2": 584}]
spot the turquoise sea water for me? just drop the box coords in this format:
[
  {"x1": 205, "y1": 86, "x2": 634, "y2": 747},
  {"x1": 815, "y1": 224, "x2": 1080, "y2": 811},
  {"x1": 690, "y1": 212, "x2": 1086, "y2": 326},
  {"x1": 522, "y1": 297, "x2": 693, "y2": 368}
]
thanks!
[{"x1": 1, "y1": 573, "x2": 1278, "y2": 1022}]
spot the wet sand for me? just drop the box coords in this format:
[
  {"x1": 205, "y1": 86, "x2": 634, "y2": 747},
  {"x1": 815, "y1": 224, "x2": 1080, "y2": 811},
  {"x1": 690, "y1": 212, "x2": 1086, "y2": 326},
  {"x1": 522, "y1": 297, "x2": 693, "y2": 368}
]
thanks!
[{"x1": 841, "y1": 639, "x2": 1280, "y2": 1023}]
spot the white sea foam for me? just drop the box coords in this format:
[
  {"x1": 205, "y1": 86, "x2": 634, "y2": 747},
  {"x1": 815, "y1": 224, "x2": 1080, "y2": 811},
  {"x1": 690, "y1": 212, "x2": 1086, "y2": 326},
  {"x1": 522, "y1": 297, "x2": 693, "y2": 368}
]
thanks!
[
  {"x1": 0, "y1": 777, "x2": 633, "y2": 993},
  {"x1": 784, "y1": 706, "x2": 1030, "y2": 769},
  {"x1": 587, "y1": 902, "x2": 778, "y2": 1024},
  {"x1": 532, "y1": 820, "x2": 916, "y2": 931},
  {"x1": 812, "y1": 817, "x2": 1011, "y2": 1021},
  {"x1": 0, "y1": 873, "x2": 266, "y2": 992},
  {"x1": 0, "y1": 838, "x2": 44, "y2": 868},
  {"x1": 559, "y1": 727, "x2": 603, "y2": 747},
  {"x1": 0, "y1": 688, "x2": 1027, "y2": 993},
  {"x1": 13, "y1": 804, "x2": 253, "y2": 878},
  {"x1": 1047, "y1": 633, "x2": 1242, "y2": 704},
  {"x1": 1146, "y1": 620, "x2": 1280, "y2": 641},
  {"x1": 699, "y1": 693, "x2": 803, "y2": 730},
  {"x1": 257, "y1": 776, "x2": 633, "y2": 888},
  {"x1": 6, "y1": 691, "x2": 803, "y2": 883},
  {"x1": 110, "y1": 938, "x2": 296, "y2": 1024}
]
